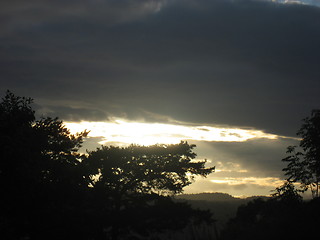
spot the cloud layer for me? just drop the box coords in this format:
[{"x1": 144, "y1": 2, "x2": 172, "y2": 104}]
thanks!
[
  {"x1": 1, "y1": 0, "x2": 320, "y2": 136},
  {"x1": 65, "y1": 120, "x2": 283, "y2": 146},
  {"x1": 1, "y1": 0, "x2": 319, "y2": 196}
]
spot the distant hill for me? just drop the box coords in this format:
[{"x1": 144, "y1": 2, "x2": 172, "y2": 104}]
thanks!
[
  {"x1": 174, "y1": 192, "x2": 270, "y2": 231},
  {"x1": 175, "y1": 192, "x2": 269, "y2": 202},
  {"x1": 175, "y1": 192, "x2": 241, "y2": 202}
]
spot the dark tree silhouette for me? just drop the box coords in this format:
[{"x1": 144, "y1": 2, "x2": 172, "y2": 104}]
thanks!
[
  {"x1": 220, "y1": 110, "x2": 320, "y2": 240},
  {"x1": 220, "y1": 197, "x2": 300, "y2": 240},
  {"x1": 0, "y1": 91, "x2": 89, "y2": 239},
  {"x1": 271, "y1": 181, "x2": 303, "y2": 202},
  {"x1": 0, "y1": 91, "x2": 215, "y2": 240},
  {"x1": 282, "y1": 109, "x2": 320, "y2": 198},
  {"x1": 83, "y1": 143, "x2": 215, "y2": 239},
  {"x1": 85, "y1": 143, "x2": 213, "y2": 195}
]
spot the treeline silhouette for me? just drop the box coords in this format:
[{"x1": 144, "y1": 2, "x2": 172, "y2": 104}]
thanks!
[
  {"x1": 176, "y1": 193, "x2": 270, "y2": 231},
  {"x1": 220, "y1": 195, "x2": 320, "y2": 239},
  {"x1": 176, "y1": 192, "x2": 320, "y2": 239},
  {"x1": 1, "y1": 91, "x2": 320, "y2": 239},
  {"x1": 0, "y1": 91, "x2": 214, "y2": 240},
  {"x1": 220, "y1": 109, "x2": 320, "y2": 239}
]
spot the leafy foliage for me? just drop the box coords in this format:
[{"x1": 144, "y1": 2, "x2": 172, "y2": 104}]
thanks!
[
  {"x1": 0, "y1": 91, "x2": 214, "y2": 240},
  {"x1": 271, "y1": 181, "x2": 302, "y2": 202},
  {"x1": 282, "y1": 109, "x2": 320, "y2": 198},
  {"x1": 84, "y1": 143, "x2": 214, "y2": 195},
  {"x1": 82, "y1": 143, "x2": 214, "y2": 239},
  {"x1": 220, "y1": 196, "x2": 320, "y2": 240},
  {"x1": 220, "y1": 110, "x2": 320, "y2": 240},
  {"x1": 0, "y1": 91, "x2": 90, "y2": 239}
]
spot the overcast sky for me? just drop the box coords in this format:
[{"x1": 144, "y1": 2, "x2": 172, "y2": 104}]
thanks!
[{"x1": 1, "y1": 0, "x2": 320, "y2": 196}]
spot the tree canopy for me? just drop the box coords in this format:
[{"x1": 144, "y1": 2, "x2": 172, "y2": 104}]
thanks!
[
  {"x1": 220, "y1": 110, "x2": 320, "y2": 240},
  {"x1": 282, "y1": 109, "x2": 320, "y2": 198},
  {"x1": 83, "y1": 143, "x2": 214, "y2": 239},
  {"x1": 0, "y1": 90, "x2": 214, "y2": 240},
  {"x1": 85, "y1": 143, "x2": 214, "y2": 195},
  {"x1": 0, "y1": 91, "x2": 90, "y2": 239}
]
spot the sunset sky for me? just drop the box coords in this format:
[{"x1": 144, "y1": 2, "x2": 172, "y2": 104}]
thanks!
[{"x1": 1, "y1": 0, "x2": 320, "y2": 197}]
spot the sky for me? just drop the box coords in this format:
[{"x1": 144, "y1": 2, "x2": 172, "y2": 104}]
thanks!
[{"x1": 1, "y1": 0, "x2": 320, "y2": 197}]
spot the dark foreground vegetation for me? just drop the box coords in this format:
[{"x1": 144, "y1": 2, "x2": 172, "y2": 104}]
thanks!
[
  {"x1": 176, "y1": 193, "x2": 270, "y2": 230},
  {"x1": 220, "y1": 107, "x2": 320, "y2": 239},
  {"x1": 220, "y1": 195, "x2": 320, "y2": 240},
  {"x1": 0, "y1": 91, "x2": 214, "y2": 239},
  {"x1": 177, "y1": 192, "x2": 320, "y2": 239},
  {"x1": 1, "y1": 91, "x2": 320, "y2": 239}
]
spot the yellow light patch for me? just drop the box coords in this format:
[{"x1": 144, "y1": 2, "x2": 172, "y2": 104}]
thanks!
[
  {"x1": 210, "y1": 177, "x2": 284, "y2": 187},
  {"x1": 65, "y1": 119, "x2": 280, "y2": 146}
]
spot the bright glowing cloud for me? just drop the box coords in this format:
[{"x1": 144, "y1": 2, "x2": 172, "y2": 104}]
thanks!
[
  {"x1": 210, "y1": 177, "x2": 283, "y2": 188},
  {"x1": 271, "y1": 0, "x2": 317, "y2": 6},
  {"x1": 215, "y1": 161, "x2": 249, "y2": 173},
  {"x1": 65, "y1": 119, "x2": 282, "y2": 146}
]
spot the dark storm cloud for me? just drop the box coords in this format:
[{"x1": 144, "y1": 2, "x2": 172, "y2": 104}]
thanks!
[
  {"x1": 34, "y1": 104, "x2": 109, "y2": 122},
  {"x1": 0, "y1": 0, "x2": 166, "y2": 35},
  {"x1": 1, "y1": 0, "x2": 320, "y2": 136}
]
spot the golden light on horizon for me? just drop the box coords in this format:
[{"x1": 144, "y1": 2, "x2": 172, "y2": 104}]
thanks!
[
  {"x1": 210, "y1": 177, "x2": 284, "y2": 187},
  {"x1": 64, "y1": 119, "x2": 281, "y2": 146}
]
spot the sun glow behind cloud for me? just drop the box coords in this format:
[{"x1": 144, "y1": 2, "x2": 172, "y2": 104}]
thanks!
[{"x1": 65, "y1": 119, "x2": 281, "y2": 146}]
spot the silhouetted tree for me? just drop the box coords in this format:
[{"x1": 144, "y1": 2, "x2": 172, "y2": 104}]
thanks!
[
  {"x1": 271, "y1": 181, "x2": 303, "y2": 202},
  {"x1": 85, "y1": 143, "x2": 213, "y2": 194},
  {"x1": 282, "y1": 109, "x2": 320, "y2": 198},
  {"x1": 0, "y1": 91, "x2": 215, "y2": 240},
  {"x1": 220, "y1": 194, "x2": 320, "y2": 240},
  {"x1": 83, "y1": 143, "x2": 215, "y2": 239},
  {"x1": 0, "y1": 91, "x2": 89, "y2": 239},
  {"x1": 220, "y1": 110, "x2": 320, "y2": 240}
]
